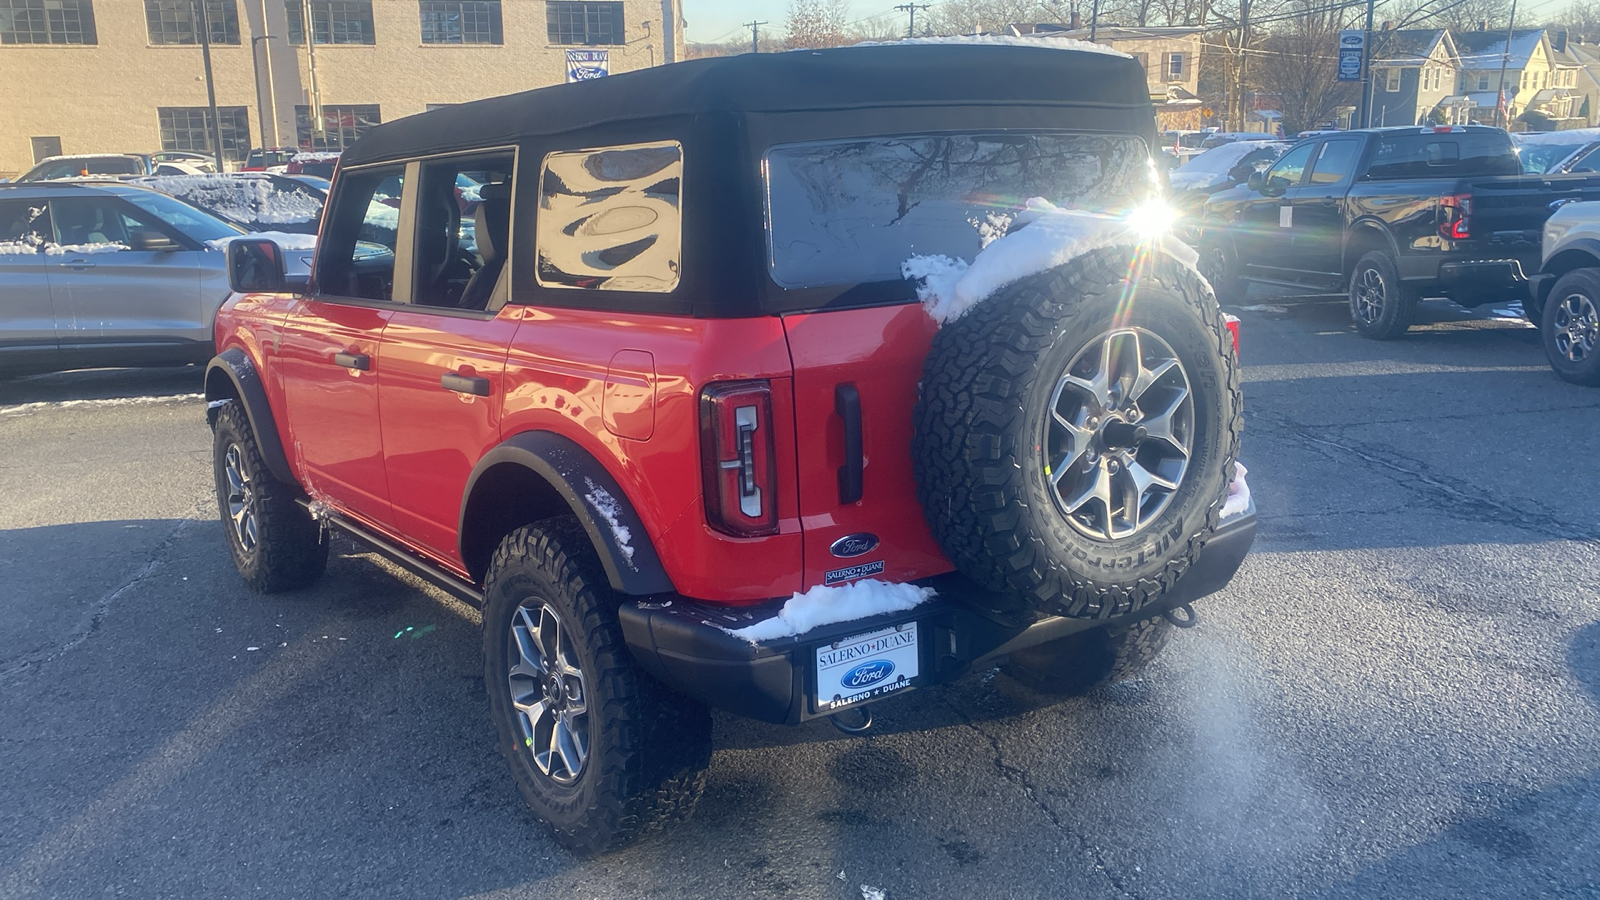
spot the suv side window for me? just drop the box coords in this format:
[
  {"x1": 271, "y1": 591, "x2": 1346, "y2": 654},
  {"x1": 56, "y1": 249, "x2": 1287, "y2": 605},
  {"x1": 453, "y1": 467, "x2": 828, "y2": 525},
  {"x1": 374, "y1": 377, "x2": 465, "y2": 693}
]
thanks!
[
  {"x1": 536, "y1": 141, "x2": 681, "y2": 293},
  {"x1": 1265, "y1": 142, "x2": 1315, "y2": 191},
  {"x1": 411, "y1": 152, "x2": 515, "y2": 310},
  {"x1": 316, "y1": 166, "x2": 406, "y2": 301},
  {"x1": 1307, "y1": 139, "x2": 1360, "y2": 185},
  {"x1": 48, "y1": 197, "x2": 164, "y2": 248},
  {"x1": 0, "y1": 200, "x2": 51, "y2": 248}
]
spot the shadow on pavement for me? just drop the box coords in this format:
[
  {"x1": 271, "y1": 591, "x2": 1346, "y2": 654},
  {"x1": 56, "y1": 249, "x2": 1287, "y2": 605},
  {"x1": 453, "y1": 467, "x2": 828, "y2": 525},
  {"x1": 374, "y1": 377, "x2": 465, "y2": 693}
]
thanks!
[{"x1": 0, "y1": 365, "x2": 204, "y2": 407}]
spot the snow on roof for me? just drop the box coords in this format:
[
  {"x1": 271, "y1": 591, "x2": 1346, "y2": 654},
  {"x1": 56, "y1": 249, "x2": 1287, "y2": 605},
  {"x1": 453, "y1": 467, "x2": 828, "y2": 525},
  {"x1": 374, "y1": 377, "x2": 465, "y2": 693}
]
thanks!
[
  {"x1": 856, "y1": 33, "x2": 1130, "y2": 59},
  {"x1": 1169, "y1": 141, "x2": 1290, "y2": 191},
  {"x1": 1456, "y1": 29, "x2": 1545, "y2": 69},
  {"x1": 137, "y1": 173, "x2": 322, "y2": 225},
  {"x1": 291, "y1": 151, "x2": 342, "y2": 163},
  {"x1": 38, "y1": 153, "x2": 142, "y2": 162},
  {"x1": 1371, "y1": 29, "x2": 1448, "y2": 65},
  {"x1": 1513, "y1": 127, "x2": 1600, "y2": 146}
]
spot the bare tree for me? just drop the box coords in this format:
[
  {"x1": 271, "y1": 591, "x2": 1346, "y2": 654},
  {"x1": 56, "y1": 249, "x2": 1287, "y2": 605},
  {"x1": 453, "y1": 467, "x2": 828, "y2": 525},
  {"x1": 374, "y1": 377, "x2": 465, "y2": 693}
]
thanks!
[
  {"x1": 1393, "y1": 0, "x2": 1514, "y2": 31},
  {"x1": 925, "y1": 0, "x2": 1061, "y2": 35},
  {"x1": 1543, "y1": 0, "x2": 1600, "y2": 41},
  {"x1": 786, "y1": 0, "x2": 854, "y2": 48},
  {"x1": 1248, "y1": 0, "x2": 1359, "y2": 134}
]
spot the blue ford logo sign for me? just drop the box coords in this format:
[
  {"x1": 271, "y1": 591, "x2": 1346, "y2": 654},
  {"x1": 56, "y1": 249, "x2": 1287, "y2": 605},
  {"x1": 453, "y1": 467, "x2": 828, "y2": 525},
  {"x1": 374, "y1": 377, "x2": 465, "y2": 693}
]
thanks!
[
  {"x1": 829, "y1": 533, "x2": 880, "y2": 558},
  {"x1": 841, "y1": 660, "x2": 894, "y2": 689}
]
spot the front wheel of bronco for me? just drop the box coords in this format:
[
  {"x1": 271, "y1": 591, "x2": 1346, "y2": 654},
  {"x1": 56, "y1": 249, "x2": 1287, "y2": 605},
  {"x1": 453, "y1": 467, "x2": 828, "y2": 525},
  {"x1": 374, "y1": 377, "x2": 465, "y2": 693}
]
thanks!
[
  {"x1": 212, "y1": 401, "x2": 327, "y2": 592},
  {"x1": 1005, "y1": 615, "x2": 1174, "y2": 696},
  {"x1": 482, "y1": 519, "x2": 712, "y2": 855},
  {"x1": 1348, "y1": 251, "x2": 1417, "y2": 340}
]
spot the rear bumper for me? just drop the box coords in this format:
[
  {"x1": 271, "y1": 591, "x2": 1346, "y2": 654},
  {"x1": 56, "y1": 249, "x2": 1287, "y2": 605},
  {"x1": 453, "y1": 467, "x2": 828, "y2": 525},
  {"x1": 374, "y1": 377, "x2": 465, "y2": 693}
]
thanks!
[
  {"x1": 1435, "y1": 258, "x2": 1529, "y2": 305},
  {"x1": 618, "y1": 506, "x2": 1257, "y2": 725}
]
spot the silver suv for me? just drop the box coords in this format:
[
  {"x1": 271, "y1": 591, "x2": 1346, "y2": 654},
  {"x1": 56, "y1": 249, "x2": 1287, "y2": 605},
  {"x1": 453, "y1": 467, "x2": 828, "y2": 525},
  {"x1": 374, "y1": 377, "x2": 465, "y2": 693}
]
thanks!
[{"x1": 0, "y1": 182, "x2": 301, "y2": 377}]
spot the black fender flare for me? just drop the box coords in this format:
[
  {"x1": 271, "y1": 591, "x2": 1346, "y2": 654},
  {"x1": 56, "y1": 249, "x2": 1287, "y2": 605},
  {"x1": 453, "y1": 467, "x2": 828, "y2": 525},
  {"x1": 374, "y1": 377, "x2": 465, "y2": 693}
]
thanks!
[
  {"x1": 1536, "y1": 240, "x2": 1600, "y2": 313},
  {"x1": 1343, "y1": 220, "x2": 1402, "y2": 274},
  {"x1": 204, "y1": 348, "x2": 297, "y2": 487},
  {"x1": 460, "y1": 432, "x2": 675, "y2": 596}
]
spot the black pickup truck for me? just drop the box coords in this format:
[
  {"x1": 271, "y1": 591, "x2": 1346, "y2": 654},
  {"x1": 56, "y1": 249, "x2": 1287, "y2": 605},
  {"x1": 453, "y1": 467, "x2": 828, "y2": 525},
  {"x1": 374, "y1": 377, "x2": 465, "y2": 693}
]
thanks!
[{"x1": 1193, "y1": 125, "x2": 1600, "y2": 338}]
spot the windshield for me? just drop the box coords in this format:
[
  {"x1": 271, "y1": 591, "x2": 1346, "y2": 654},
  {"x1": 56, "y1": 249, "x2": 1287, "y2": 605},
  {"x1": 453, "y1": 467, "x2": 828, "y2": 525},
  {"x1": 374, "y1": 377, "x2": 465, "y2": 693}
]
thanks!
[
  {"x1": 23, "y1": 157, "x2": 144, "y2": 181},
  {"x1": 121, "y1": 190, "x2": 243, "y2": 242},
  {"x1": 765, "y1": 132, "x2": 1152, "y2": 289},
  {"x1": 1519, "y1": 139, "x2": 1597, "y2": 174}
]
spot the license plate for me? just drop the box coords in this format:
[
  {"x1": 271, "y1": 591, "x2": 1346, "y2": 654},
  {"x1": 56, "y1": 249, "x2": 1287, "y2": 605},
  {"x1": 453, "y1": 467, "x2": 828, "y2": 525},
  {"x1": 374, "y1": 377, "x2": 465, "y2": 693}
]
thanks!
[{"x1": 814, "y1": 622, "x2": 919, "y2": 712}]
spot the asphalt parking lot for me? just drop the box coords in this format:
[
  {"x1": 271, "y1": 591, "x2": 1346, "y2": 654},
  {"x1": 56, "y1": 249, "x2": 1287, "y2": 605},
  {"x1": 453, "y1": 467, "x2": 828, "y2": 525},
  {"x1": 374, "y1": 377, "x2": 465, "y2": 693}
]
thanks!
[{"x1": 1, "y1": 295, "x2": 1596, "y2": 899}]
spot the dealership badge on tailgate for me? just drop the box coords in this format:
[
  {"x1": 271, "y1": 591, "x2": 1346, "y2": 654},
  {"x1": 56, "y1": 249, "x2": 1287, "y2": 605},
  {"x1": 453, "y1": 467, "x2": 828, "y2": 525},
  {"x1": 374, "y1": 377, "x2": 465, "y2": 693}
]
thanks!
[
  {"x1": 816, "y1": 623, "x2": 919, "y2": 711},
  {"x1": 824, "y1": 559, "x2": 884, "y2": 585}
]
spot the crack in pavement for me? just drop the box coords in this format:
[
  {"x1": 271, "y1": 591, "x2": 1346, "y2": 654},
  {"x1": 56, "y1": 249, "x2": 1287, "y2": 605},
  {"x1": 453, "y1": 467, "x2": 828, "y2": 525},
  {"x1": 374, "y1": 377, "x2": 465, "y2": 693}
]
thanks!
[
  {"x1": 0, "y1": 516, "x2": 198, "y2": 682},
  {"x1": 1252, "y1": 411, "x2": 1600, "y2": 553},
  {"x1": 941, "y1": 694, "x2": 1140, "y2": 900}
]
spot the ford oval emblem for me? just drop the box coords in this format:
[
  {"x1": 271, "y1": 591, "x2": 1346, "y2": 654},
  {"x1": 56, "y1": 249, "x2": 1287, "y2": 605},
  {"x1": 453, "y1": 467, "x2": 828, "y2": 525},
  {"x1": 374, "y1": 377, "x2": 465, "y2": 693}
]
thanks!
[
  {"x1": 829, "y1": 532, "x2": 880, "y2": 558},
  {"x1": 841, "y1": 660, "x2": 894, "y2": 689}
]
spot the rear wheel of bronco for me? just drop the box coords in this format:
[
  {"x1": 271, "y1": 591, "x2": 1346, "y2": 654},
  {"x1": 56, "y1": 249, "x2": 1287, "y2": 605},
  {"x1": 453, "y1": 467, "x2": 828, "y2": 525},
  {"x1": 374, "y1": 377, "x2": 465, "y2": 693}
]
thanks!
[
  {"x1": 1542, "y1": 269, "x2": 1600, "y2": 386},
  {"x1": 914, "y1": 248, "x2": 1242, "y2": 620},
  {"x1": 482, "y1": 519, "x2": 712, "y2": 855},
  {"x1": 211, "y1": 401, "x2": 328, "y2": 592},
  {"x1": 1005, "y1": 615, "x2": 1174, "y2": 696},
  {"x1": 1348, "y1": 251, "x2": 1417, "y2": 340}
]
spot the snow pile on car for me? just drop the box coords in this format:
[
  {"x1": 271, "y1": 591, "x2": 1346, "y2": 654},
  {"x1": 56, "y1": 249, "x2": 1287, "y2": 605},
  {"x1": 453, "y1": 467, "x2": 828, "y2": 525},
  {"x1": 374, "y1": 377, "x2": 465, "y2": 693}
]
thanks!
[
  {"x1": 726, "y1": 579, "x2": 937, "y2": 643},
  {"x1": 904, "y1": 198, "x2": 1200, "y2": 323},
  {"x1": 1168, "y1": 141, "x2": 1290, "y2": 192},
  {"x1": 140, "y1": 174, "x2": 322, "y2": 225},
  {"x1": 855, "y1": 34, "x2": 1130, "y2": 58}
]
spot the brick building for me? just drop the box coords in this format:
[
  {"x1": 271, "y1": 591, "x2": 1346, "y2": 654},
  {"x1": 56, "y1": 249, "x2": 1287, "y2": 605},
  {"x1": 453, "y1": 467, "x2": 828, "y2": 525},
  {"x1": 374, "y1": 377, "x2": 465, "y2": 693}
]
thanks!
[{"x1": 0, "y1": 0, "x2": 683, "y2": 178}]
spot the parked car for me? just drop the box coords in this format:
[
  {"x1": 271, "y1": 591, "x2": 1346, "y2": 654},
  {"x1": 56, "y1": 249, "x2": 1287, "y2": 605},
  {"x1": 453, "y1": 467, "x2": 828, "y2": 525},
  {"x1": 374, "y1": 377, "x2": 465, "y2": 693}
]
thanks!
[
  {"x1": 1199, "y1": 131, "x2": 1283, "y2": 150},
  {"x1": 1170, "y1": 141, "x2": 1291, "y2": 197},
  {"x1": 241, "y1": 148, "x2": 298, "y2": 172},
  {"x1": 285, "y1": 151, "x2": 340, "y2": 179},
  {"x1": 17, "y1": 154, "x2": 152, "y2": 181},
  {"x1": 150, "y1": 151, "x2": 221, "y2": 173},
  {"x1": 134, "y1": 172, "x2": 325, "y2": 234},
  {"x1": 1194, "y1": 125, "x2": 1600, "y2": 338},
  {"x1": 1528, "y1": 200, "x2": 1600, "y2": 385},
  {"x1": 206, "y1": 43, "x2": 1255, "y2": 854},
  {"x1": 0, "y1": 181, "x2": 309, "y2": 377},
  {"x1": 1513, "y1": 127, "x2": 1600, "y2": 174}
]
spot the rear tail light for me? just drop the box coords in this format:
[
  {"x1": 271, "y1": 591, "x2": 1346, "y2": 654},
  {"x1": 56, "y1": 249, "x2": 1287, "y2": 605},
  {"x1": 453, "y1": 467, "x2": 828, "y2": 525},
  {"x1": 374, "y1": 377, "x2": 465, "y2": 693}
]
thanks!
[
  {"x1": 1440, "y1": 193, "x2": 1472, "y2": 240},
  {"x1": 700, "y1": 381, "x2": 778, "y2": 537},
  {"x1": 1224, "y1": 313, "x2": 1240, "y2": 356}
]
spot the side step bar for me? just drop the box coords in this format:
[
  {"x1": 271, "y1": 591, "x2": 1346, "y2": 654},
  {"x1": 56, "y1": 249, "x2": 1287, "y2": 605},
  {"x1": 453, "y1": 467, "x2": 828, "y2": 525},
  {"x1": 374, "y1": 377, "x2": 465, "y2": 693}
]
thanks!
[{"x1": 298, "y1": 500, "x2": 485, "y2": 607}]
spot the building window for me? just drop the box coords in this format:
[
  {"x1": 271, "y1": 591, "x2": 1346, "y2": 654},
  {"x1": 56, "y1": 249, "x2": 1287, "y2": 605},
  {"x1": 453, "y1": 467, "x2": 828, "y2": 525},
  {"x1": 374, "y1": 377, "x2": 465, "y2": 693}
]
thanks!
[
  {"x1": 1165, "y1": 52, "x2": 1184, "y2": 81},
  {"x1": 145, "y1": 0, "x2": 239, "y2": 45},
  {"x1": 295, "y1": 104, "x2": 380, "y2": 150},
  {"x1": 1478, "y1": 76, "x2": 1489, "y2": 91},
  {"x1": 158, "y1": 106, "x2": 251, "y2": 163},
  {"x1": 420, "y1": 0, "x2": 500, "y2": 43},
  {"x1": 286, "y1": 0, "x2": 373, "y2": 45},
  {"x1": 547, "y1": 1, "x2": 622, "y2": 45},
  {"x1": 0, "y1": 0, "x2": 97, "y2": 44},
  {"x1": 1385, "y1": 68, "x2": 1401, "y2": 92}
]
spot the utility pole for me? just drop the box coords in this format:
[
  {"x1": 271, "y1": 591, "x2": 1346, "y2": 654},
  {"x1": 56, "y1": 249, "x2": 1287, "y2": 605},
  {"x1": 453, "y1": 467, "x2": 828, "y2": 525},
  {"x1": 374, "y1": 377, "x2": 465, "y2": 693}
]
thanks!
[
  {"x1": 1359, "y1": 0, "x2": 1375, "y2": 126},
  {"x1": 1495, "y1": 0, "x2": 1520, "y2": 128},
  {"x1": 302, "y1": 0, "x2": 324, "y2": 146},
  {"x1": 1089, "y1": 0, "x2": 1101, "y2": 41},
  {"x1": 1234, "y1": 0, "x2": 1250, "y2": 132},
  {"x1": 195, "y1": 0, "x2": 225, "y2": 171},
  {"x1": 895, "y1": 3, "x2": 930, "y2": 38},
  {"x1": 255, "y1": 0, "x2": 277, "y2": 148},
  {"x1": 744, "y1": 19, "x2": 766, "y2": 53}
]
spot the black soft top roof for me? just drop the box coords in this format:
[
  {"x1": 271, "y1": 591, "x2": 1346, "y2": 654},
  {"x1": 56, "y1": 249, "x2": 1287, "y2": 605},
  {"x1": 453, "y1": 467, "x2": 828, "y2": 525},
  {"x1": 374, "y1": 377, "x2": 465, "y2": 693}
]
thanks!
[{"x1": 341, "y1": 42, "x2": 1154, "y2": 166}]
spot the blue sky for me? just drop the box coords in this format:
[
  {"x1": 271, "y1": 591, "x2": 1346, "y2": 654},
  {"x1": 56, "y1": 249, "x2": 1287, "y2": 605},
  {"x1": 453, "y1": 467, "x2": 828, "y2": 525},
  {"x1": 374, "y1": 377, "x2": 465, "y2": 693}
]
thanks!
[{"x1": 684, "y1": 0, "x2": 906, "y2": 44}]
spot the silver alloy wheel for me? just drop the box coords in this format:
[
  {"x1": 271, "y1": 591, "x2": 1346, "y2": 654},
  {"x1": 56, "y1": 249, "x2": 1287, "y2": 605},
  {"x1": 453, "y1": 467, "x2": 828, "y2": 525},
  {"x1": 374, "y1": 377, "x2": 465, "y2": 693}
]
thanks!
[
  {"x1": 1552, "y1": 291, "x2": 1599, "y2": 363},
  {"x1": 1046, "y1": 327, "x2": 1194, "y2": 541},
  {"x1": 1353, "y1": 266, "x2": 1386, "y2": 324},
  {"x1": 223, "y1": 444, "x2": 258, "y2": 552},
  {"x1": 507, "y1": 599, "x2": 590, "y2": 785}
]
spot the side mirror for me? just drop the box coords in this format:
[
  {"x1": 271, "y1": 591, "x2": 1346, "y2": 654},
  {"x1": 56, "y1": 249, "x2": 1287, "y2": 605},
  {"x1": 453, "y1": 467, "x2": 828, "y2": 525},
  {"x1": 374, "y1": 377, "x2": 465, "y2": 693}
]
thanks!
[
  {"x1": 1247, "y1": 170, "x2": 1266, "y2": 192},
  {"x1": 228, "y1": 238, "x2": 289, "y2": 293},
  {"x1": 128, "y1": 230, "x2": 179, "y2": 252}
]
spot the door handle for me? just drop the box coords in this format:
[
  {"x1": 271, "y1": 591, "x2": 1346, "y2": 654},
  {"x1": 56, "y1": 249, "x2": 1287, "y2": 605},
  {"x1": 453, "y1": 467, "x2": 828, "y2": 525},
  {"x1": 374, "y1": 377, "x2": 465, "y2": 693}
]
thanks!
[
  {"x1": 441, "y1": 372, "x2": 490, "y2": 396},
  {"x1": 835, "y1": 383, "x2": 863, "y2": 504},
  {"x1": 1320, "y1": 198, "x2": 1337, "y2": 207},
  {"x1": 56, "y1": 260, "x2": 94, "y2": 269},
  {"x1": 334, "y1": 352, "x2": 370, "y2": 371}
]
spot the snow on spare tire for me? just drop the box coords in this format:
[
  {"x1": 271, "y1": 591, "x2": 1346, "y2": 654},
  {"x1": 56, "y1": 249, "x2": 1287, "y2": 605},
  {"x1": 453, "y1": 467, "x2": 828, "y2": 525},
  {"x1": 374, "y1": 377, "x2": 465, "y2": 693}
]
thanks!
[{"x1": 909, "y1": 200, "x2": 1242, "y2": 620}]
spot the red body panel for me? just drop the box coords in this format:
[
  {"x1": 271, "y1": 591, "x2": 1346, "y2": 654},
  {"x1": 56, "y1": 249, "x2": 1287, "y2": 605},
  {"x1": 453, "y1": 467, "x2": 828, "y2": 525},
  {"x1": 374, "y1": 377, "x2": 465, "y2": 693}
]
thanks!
[
  {"x1": 379, "y1": 307, "x2": 520, "y2": 568},
  {"x1": 781, "y1": 305, "x2": 954, "y2": 589},
  {"x1": 500, "y1": 307, "x2": 803, "y2": 604}
]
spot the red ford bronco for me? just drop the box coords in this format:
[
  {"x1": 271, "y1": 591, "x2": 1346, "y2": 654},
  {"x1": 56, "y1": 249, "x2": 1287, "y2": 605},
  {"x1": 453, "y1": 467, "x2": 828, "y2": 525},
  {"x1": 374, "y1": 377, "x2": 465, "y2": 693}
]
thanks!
[{"x1": 206, "y1": 42, "x2": 1255, "y2": 853}]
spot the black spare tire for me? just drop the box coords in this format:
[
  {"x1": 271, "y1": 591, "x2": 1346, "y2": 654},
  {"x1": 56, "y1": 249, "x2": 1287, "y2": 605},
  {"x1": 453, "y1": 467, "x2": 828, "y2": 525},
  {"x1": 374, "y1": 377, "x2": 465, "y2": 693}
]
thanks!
[{"x1": 914, "y1": 247, "x2": 1242, "y2": 619}]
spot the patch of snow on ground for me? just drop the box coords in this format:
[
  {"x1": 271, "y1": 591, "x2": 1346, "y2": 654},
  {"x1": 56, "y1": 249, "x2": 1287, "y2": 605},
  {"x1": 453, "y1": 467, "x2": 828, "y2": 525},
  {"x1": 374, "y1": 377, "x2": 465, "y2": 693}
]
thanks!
[
  {"x1": 727, "y1": 579, "x2": 937, "y2": 643},
  {"x1": 0, "y1": 393, "x2": 204, "y2": 417},
  {"x1": 1221, "y1": 462, "x2": 1251, "y2": 518},
  {"x1": 583, "y1": 478, "x2": 635, "y2": 566},
  {"x1": 206, "y1": 231, "x2": 318, "y2": 251},
  {"x1": 855, "y1": 33, "x2": 1129, "y2": 58},
  {"x1": 860, "y1": 885, "x2": 887, "y2": 900},
  {"x1": 905, "y1": 198, "x2": 1199, "y2": 324}
]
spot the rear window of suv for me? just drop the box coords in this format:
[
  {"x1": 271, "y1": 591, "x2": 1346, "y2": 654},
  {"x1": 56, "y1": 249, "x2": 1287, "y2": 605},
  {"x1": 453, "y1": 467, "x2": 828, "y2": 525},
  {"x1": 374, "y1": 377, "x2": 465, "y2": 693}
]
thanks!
[
  {"x1": 1366, "y1": 131, "x2": 1520, "y2": 179},
  {"x1": 764, "y1": 132, "x2": 1150, "y2": 289}
]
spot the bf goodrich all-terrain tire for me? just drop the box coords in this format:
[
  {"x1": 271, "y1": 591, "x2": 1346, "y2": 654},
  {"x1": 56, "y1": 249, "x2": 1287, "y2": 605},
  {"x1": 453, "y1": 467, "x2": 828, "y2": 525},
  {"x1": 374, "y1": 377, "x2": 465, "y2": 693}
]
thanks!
[
  {"x1": 212, "y1": 400, "x2": 328, "y2": 592},
  {"x1": 1005, "y1": 615, "x2": 1174, "y2": 696},
  {"x1": 914, "y1": 247, "x2": 1242, "y2": 620},
  {"x1": 1348, "y1": 251, "x2": 1417, "y2": 340},
  {"x1": 482, "y1": 519, "x2": 712, "y2": 856},
  {"x1": 1541, "y1": 269, "x2": 1600, "y2": 386}
]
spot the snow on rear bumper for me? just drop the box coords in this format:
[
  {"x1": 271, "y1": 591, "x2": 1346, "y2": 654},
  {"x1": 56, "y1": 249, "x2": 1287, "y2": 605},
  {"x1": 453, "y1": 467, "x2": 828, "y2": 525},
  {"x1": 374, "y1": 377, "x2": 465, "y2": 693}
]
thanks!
[{"x1": 617, "y1": 507, "x2": 1256, "y2": 725}]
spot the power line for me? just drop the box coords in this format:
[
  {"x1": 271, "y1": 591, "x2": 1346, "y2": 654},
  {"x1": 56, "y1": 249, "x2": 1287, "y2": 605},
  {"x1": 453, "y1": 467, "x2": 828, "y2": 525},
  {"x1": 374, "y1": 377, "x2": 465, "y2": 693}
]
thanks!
[
  {"x1": 744, "y1": 19, "x2": 768, "y2": 53},
  {"x1": 895, "y1": 3, "x2": 931, "y2": 37}
]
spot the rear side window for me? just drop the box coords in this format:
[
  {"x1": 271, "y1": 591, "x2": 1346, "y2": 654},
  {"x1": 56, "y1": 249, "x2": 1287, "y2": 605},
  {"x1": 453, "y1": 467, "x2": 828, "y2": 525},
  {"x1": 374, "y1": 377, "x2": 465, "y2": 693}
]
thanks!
[
  {"x1": 1367, "y1": 132, "x2": 1519, "y2": 178},
  {"x1": 0, "y1": 199, "x2": 51, "y2": 250},
  {"x1": 316, "y1": 166, "x2": 405, "y2": 301},
  {"x1": 765, "y1": 133, "x2": 1150, "y2": 289},
  {"x1": 535, "y1": 141, "x2": 682, "y2": 293}
]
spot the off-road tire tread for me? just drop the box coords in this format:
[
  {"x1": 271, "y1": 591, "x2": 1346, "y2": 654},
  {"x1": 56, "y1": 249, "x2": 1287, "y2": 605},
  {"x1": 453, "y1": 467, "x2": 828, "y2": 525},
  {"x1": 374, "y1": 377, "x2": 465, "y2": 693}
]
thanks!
[
  {"x1": 913, "y1": 248, "x2": 1243, "y2": 620},
  {"x1": 482, "y1": 519, "x2": 711, "y2": 856},
  {"x1": 212, "y1": 401, "x2": 327, "y2": 592}
]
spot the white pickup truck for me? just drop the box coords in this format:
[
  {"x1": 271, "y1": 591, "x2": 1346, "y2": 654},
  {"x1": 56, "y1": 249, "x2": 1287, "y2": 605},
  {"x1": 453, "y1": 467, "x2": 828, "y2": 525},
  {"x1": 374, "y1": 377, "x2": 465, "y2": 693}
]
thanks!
[{"x1": 1530, "y1": 201, "x2": 1600, "y2": 386}]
